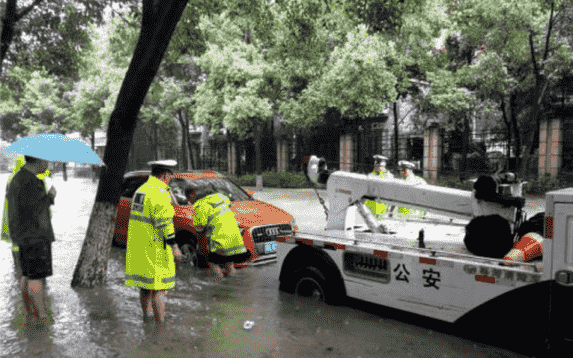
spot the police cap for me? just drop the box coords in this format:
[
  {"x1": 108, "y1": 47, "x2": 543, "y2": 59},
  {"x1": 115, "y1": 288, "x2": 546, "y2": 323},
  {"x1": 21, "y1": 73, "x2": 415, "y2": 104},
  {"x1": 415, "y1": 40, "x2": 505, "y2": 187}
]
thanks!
[
  {"x1": 398, "y1": 160, "x2": 416, "y2": 169},
  {"x1": 148, "y1": 159, "x2": 177, "y2": 174},
  {"x1": 373, "y1": 155, "x2": 388, "y2": 162}
]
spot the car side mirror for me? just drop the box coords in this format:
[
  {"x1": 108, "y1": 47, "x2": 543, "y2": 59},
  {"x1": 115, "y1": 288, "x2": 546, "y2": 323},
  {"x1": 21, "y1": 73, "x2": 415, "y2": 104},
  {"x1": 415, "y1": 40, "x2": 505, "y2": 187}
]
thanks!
[{"x1": 246, "y1": 189, "x2": 255, "y2": 197}]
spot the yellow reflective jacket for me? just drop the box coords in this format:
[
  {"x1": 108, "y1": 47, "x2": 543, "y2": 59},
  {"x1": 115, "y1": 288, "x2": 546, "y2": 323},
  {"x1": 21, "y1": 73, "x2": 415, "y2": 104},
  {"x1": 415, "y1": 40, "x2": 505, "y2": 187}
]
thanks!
[
  {"x1": 2, "y1": 157, "x2": 51, "y2": 248},
  {"x1": 365, "y1": 169, "x2": 392, "y2": 218},
  {"x1": 125, "y1": 176, "x2": 176, "y2": 291},
  {"x1": 193, "y1": 193, "x2": 247, "y2": 257},
  {"x1": 397, "y1": 172, "x2": 427, "y2": 219}
]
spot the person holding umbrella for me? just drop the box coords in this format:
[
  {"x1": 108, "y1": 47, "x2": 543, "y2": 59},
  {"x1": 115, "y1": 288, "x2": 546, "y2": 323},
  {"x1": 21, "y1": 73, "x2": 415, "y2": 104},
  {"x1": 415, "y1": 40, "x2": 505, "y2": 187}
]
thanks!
[
  {"x1": 2, "y1": 133, "x2": 104, "y2": 333},
  {"x1": 7, "y1": 155, "x2": 57, "y2": 329},
  {"x1": 3, "y1": 156, "x2": 54, "y2": 274},
  {"x1": 124, "y1": 160, "x2": 182, "y2": 330}
]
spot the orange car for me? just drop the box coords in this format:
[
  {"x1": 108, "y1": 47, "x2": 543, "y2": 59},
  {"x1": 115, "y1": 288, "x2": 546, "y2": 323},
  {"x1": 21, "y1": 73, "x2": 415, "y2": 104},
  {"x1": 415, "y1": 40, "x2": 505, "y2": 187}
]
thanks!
[{"x1": 113, "y1": 170, "x2": 297, "y2": 267}]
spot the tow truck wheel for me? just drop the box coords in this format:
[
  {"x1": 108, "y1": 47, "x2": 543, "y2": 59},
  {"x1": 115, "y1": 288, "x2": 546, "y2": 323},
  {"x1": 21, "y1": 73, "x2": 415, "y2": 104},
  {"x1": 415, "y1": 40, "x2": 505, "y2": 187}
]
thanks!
[{"x1": 293, "y1": 266, "x2": 341, "y2": 304}]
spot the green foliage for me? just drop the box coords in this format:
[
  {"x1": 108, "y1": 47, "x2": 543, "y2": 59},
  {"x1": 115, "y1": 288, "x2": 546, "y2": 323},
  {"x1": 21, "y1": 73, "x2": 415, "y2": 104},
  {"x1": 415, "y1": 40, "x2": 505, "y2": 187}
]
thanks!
[
  {"x1": 343, "y1": 0, "x2": 425, "y2": 35},
  {"x1": 193, "y1": 19, "x2": 276, "y2": 137}
]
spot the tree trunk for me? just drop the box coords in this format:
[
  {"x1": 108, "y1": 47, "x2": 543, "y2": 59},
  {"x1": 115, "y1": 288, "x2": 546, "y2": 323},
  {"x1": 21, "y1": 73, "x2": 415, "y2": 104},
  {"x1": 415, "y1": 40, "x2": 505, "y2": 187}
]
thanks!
[
  {"x1": 255, "y1": 122, "x2": 262, "y2": 175},
  {"x1": 71, "y1": 0, "x2": 189, "y2": 289},
  {"x1": 0, "y1": 0, "x2": 42, "y2": 75},
  {"x1": 460, "y1": 114, "x2": 470, "y2": 181},
  {"x1": 393, "y1": 99, "x2": 399, "y2": 167},
  {"x1": 509, "y1": 93, "x2": 521, "y2": 166},
  {"x1": 185, "y1": 131, "x2": 197, "y2": 170},
  {"x1": 62, "y1": 163, "x2": 68, "y2": 181},
  {"x1": 177, "y1": 110, "x2": 189, "y2": 170},
  {"x1": 91, "y1": 131, "x2": 96, "y2": 182},
  {"x1": 0, "y1": 0, "x2": 17, "y2": 75},
  {"x1": 500, "y1": 97, "x2": 511, "y2": 172},
  {"x1": 519, "y1": 6, "x2": 554, "y2": 180}
]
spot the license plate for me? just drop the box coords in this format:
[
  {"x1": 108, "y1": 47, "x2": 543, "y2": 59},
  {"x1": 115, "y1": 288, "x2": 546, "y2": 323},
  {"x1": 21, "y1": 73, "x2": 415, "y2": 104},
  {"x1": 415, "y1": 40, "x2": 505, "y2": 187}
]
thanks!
[{"x1": 264, "y1": 241, "x2": 276, "y2": 253}]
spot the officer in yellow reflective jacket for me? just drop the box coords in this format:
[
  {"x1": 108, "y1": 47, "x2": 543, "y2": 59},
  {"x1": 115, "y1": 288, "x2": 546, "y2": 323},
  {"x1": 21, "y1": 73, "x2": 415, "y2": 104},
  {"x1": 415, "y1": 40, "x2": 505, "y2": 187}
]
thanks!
[
  {"x1": 188, "y1": 184, "x2": 250, "y2": 281},
  {"x1": 124, "y1": 160, "x2": 182, "y2": 327},
  {"x1": 365, "y1": 155, "x2": 394, "y2": 220},
  {"x1": 395, "y1": 160, "x2": 427, "y2": 220},
  {"x1": 2, "y1": 157, "x2": 53, "y2": 272}
]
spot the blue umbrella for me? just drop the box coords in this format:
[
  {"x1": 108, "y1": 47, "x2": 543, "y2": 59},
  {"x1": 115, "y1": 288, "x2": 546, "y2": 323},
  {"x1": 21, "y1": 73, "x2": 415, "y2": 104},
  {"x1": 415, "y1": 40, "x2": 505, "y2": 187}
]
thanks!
[{"x1": 1, "y1": 134, "x2": 105, "y2": 166}]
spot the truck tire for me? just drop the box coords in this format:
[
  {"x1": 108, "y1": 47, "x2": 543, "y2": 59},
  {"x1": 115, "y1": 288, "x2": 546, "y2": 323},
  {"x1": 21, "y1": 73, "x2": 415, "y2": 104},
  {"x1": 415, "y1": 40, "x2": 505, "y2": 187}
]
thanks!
[{"x1": 292, "y1": 266, "x2": 345, "y2": 305}]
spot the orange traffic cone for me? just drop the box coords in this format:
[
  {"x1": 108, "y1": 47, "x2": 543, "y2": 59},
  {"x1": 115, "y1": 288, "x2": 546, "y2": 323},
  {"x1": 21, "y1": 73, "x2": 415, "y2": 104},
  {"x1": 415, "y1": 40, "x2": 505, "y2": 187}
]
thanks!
[{"x1": 504, "y1": 232, "x2": 543, "y2": 266}]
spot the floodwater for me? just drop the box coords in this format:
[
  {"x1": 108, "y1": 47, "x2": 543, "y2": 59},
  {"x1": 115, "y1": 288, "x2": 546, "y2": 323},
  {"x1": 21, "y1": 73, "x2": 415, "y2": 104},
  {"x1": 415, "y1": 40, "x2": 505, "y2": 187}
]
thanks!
[{"x1": 0, "y1": 174, "x2": 538, "y2": 358}]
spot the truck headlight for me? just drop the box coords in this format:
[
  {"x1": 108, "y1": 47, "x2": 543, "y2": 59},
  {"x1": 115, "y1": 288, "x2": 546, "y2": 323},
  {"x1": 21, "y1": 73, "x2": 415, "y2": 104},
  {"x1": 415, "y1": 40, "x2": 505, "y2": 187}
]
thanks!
[{"x1": 290, "y1": 219, "x2": 298, "y2": 233}]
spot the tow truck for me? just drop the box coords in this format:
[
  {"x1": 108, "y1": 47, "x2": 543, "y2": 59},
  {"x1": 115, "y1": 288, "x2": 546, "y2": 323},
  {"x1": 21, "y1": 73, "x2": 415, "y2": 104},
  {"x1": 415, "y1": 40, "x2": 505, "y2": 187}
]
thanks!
[{"x1": 276, "y1": 156, "x2": 573, "y2": 354}]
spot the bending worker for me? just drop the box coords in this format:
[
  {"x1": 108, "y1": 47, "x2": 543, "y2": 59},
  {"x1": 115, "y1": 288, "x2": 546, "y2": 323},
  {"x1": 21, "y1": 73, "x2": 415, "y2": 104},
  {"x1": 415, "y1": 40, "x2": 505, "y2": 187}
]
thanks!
[
  {"x1": 187, "y1": 184, "x2": 251, "y2": 281},
  {"x1": 394, "y1": 160, "x2": 427, "y2": 219},
  {"x1": 124, "y1": 160, "x2": 182, "y2": 329},
  {"x1": 365, "y1": 155, "x2": 394, "y2": 220}
]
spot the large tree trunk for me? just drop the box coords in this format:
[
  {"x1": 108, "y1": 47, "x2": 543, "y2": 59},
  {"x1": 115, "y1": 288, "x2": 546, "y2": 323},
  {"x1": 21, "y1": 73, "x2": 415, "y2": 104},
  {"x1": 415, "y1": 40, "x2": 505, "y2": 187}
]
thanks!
[{"x1": 71, "y1": 0, "x2": 189, "y2": 289}]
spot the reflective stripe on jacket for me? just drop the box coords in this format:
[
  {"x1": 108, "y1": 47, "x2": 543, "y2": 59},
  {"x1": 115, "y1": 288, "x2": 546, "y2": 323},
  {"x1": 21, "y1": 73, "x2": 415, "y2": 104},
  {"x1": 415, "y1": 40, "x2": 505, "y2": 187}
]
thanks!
[
  {"x1": 193, "y1": 193, "x2": 247, "y2": 257},
  {"x1": 125, "y1": 176, "x2": 176, "y2": 290}
]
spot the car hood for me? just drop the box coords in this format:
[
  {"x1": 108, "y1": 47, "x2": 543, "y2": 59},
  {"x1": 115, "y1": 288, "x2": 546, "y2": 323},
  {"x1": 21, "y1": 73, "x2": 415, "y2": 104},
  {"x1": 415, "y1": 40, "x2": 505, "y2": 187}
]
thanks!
[{"x1": 230, "y1": 199, "x2": 293, "y2": 228}]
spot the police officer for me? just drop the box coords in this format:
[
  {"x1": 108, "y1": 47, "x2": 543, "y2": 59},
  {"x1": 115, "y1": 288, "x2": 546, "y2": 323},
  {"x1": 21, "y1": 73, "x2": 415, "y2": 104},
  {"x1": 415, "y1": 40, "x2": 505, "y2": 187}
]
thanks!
[
  {"x1": 365, "y1": 155, "x2": 393, "y2": 220},
  {"x1": 188, "y1": 184, "x2": 250, "y2": 281},
  {"x1": 394, "y1": 160, "x2": 427, "y2": 219},
  {"x1": 124, "y1": 160, "x2": 182, "y2": 328}
]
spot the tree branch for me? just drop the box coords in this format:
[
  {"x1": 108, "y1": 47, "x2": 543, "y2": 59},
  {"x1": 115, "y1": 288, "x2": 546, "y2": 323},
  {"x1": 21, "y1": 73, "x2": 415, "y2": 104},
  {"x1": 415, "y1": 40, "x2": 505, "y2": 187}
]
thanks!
[
  {"x1": 15, "y1": 0, "x2": 43, "y2": 21},
  {"x1": 529, "y1": 32, "x2": 540, "y2": 78},
  {"x1": 543, "y1": 1, "x2": 555, "y2": 62}
]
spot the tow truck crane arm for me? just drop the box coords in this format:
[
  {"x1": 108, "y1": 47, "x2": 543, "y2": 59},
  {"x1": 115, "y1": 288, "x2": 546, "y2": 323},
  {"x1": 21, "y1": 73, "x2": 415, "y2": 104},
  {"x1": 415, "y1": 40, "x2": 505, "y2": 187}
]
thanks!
[{"x1": 305, "y1": 156, "x2": 525, "y2": 233}]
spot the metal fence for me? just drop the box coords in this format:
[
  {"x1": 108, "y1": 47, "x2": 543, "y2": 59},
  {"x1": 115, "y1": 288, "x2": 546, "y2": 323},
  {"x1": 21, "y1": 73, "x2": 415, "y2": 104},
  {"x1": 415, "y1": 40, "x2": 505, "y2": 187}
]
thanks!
[{"x1": 119, "y1": 126, "x2": 560, "y2": 182}]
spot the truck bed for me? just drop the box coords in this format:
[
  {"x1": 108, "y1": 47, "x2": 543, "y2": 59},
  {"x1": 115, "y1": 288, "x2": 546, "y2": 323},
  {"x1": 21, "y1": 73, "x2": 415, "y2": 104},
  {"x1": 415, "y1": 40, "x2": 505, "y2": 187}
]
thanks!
[{"x1": 295, "y1": 218, "x2": 543, "y2": 273}]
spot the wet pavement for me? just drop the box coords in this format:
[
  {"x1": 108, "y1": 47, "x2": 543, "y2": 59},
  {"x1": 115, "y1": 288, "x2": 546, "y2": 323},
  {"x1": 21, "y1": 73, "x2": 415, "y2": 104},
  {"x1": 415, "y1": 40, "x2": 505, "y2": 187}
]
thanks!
[{"x1": 0, "y1": 175, "x2": 538, "y2": 357}]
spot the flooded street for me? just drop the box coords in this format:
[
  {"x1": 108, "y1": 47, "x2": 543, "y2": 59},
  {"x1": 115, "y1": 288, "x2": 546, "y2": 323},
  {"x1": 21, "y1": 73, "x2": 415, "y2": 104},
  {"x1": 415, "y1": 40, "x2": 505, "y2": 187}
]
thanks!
[{"x1": 0, "y1": 174, "x2": 538, "y2": 357}]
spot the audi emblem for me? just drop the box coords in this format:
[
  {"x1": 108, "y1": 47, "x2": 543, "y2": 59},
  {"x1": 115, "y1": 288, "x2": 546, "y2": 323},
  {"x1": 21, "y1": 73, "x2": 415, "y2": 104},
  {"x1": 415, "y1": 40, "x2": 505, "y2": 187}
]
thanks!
[{"x1": 265, "y1": 227, "x2": 280, "y2": 236}]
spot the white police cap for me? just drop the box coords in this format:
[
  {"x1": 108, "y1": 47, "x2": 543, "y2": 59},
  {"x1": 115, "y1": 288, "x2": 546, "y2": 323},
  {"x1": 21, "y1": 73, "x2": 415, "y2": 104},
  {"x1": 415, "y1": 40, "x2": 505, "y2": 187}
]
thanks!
[
  {"x1": 398, "y1": 160, "x2": 416, "y2": 169},
  {"x1": 147, "y1": 159, "x2": 177, "y2": 170},
  {"x1": 373, "y1": 155, "x2": 388, "y2": 161}
]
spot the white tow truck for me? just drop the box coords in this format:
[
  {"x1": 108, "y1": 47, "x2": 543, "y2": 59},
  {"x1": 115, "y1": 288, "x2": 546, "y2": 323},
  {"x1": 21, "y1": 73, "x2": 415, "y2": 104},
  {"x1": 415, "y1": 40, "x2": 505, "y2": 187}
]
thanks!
[{"x1": 277, "y1": 156, "x2": 573, "y2": 354}]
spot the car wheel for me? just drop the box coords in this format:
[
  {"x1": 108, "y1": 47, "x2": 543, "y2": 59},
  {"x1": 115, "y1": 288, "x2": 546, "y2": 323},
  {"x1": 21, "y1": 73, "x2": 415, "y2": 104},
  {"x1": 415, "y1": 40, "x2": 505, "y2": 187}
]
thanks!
[
  {"x1": 180, "y1": 242, "x2": 199, "y2": 267},
  {"x1": 293, "y1": 266, "x2": 342, "y2": 304},
  {"x1": 180, "y1": 239, "x2": 208, "y2": 268}
]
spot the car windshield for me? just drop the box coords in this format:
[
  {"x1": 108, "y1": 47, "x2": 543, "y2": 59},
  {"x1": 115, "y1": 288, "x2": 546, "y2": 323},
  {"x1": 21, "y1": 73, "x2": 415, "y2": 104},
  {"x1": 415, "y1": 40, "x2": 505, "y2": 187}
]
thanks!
[{"x1": 169, "y1": 177, "x2": 250, "y2": 205}]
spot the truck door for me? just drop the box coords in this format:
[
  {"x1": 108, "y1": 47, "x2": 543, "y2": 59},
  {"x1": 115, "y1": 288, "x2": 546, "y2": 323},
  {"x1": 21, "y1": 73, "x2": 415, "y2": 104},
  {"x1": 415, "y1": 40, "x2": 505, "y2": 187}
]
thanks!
[{"x1": 549, "y1": 203, "x2": 573, "y2": 348}]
